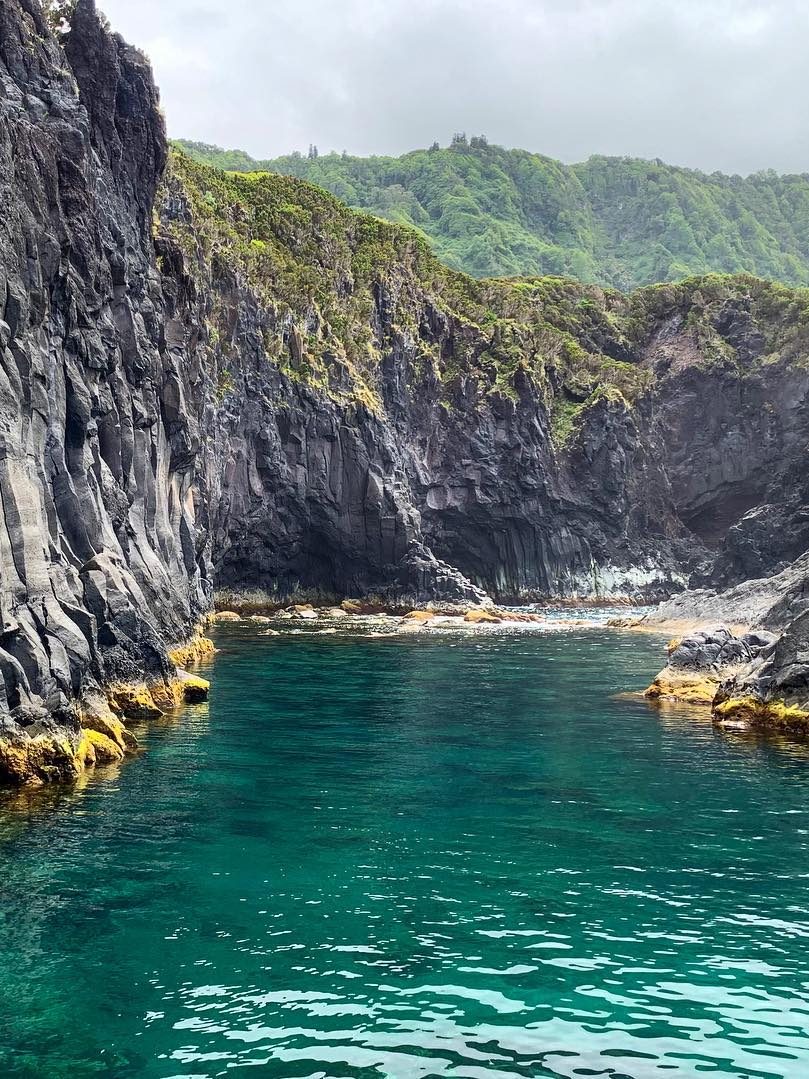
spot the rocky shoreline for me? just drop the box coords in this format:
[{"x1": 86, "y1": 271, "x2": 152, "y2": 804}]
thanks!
[
  {"x1": 634, "y1": 555, "x2": 809, "y2": 733},
  {"x1": 211, "y1": 599, "x2": 621, "y2": 634},
  {"x1": 3, "y1": 1, "x2": 809, "y2": 783},
  {"x1": 0, "y1": 631, "x2": 214, "y2": 786}
]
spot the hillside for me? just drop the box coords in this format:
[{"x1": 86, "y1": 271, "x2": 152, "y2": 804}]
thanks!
[
  {"x1": 176, "y1": 138, "x2": 809, "y2": 289},
  {"x1": 5, "y1": 0, "x2": 809, "y2": 780}
]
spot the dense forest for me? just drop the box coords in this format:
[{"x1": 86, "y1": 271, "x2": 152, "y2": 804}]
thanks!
[{"x1": 176, "y1": 136, "x2": 809, "y2": 288}]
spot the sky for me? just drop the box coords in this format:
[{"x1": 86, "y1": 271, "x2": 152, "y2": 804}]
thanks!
[{"x1": 97, "y1": 0, "x2": 809, "y2": 175}]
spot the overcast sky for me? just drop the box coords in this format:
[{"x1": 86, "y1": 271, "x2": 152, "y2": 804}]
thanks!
[{"x1": 97, "y1": 0, "x2": 809, "y2": 174}]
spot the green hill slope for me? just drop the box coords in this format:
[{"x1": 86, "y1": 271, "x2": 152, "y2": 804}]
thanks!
[{"x1": 176, "y1": 138, "x2": 809, "y2": 289}]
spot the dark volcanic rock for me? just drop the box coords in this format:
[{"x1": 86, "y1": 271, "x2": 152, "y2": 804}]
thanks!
[
  {"x1": 4, "y1": 0, "x2": 809, "y2": 774},
  {"x1": 645, "y1": 624, "x2": 775, "y2": 708},
  {"x1": 714, "y1": 610, "x2": 809, "y2": 731}
]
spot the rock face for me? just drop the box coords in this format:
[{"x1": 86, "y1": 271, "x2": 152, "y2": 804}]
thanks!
[
  {"x1": 645, "y1": 627, "x2": 776, "y2": 707},
  {"x1": 3, "y1": 0, "x2": 809, "y2": 779},
  {"x1": 643, "y1": 553, "x2": 809, "y2": 732},
  {"x1": 0, "y1": 0, "x2": 210, "y2": 779}
]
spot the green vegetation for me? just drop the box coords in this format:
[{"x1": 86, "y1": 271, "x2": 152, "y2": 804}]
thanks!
[
  {"x1": 176, "y1": 139, "x2": 809, "y2": 290},
  {"x1": 165, "y1": 150, "x2": 809, "y2": 450}
]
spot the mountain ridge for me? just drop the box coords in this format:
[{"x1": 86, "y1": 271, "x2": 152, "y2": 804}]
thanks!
[{"x1": 176, "y1": 137, "x2": 809, "y2": 290}]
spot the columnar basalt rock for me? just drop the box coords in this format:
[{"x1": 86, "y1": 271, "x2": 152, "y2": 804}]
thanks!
[
  {"x1": 3, "y1": 0, "x2": 809, "y2": 782},
  {"x1": 0, "y1": 0, "x2": 213, "y2": 781}
]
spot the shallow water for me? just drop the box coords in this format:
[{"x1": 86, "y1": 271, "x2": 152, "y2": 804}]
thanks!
[{"x1": 2, "y1": 625, "x2": 809, "y2": 1078}]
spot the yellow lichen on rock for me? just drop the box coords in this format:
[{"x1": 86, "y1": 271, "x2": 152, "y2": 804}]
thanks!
[
  {"x1": 109, "y1": 669, "x2": 210, "y2": 721},
  {"x1": 80, "y1": 692, "x2": 135, "y2": 751},
  {"x1": 168, "y1": 635, "x2": 216, "y2": 669},
  {"x1": 404, "y1": 610, "x2": 436, "y2": 622},
  {"x1": 464, "y1": 608, "x2": 503, "y2": 624},
  {"x1": 645, "y1": 670, "x2": 721, "y2": 706},
  {"x1": 213, "y1": 610, "x2": 241, "y2": 622},
  {"x1": 176, "y1": 670, "x2": 210, "y2": 703},
  {"x1": 150, "y1": 678, "x2": 195, "y2": 711},
  {"x1": 82, "y1": 728, "x2": 126, "y2": 763},
  {"x1": 713, "y1": 696, "x2": 809, "y2": 732},
  {"x1": 0, "y1": 735, "x2": 84, "y2": 786},
  {"x1": 108, "y1": 683, "x2": 165, "y2": 720},
  {"x1": 77, "y1": 732, "x2": 96, "y2": 768}
]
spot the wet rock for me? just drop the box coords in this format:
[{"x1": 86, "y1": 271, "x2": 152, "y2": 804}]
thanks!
[
  {"x1": 292, "y1": 608, "x2": 318, "y2": 621},
  {"x1": 107, "y1": 685, "x2": 164, "y2": 721},
  {"x1": 713, "y1": 609, "x2": 809, "y2": 731},
  {"x1": 176, "y1": 669, "x2": 210, "y2": 703},
  {"x1": 464, "y1": 609, "x2": 503, "y2": 624},
  {"x1": 82, "y1": 728, "x2": 125, "y2": 764},
  {"x1": 646, "y1": 625, "x2": 772, "y2": 708}
]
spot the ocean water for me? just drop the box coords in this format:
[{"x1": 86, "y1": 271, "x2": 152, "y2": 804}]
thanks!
[{"x1": 1, "y1": 623, "x2": 809, "y2": 1079}]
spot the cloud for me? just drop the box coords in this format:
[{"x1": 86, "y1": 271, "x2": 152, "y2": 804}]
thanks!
[{"x1": 97, "y1": 0, "x2": 809, "y2": 174}]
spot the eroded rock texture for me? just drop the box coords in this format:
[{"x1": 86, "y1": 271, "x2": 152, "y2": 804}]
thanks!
[
  {"x1": 0, "y1": 0, "x2": 201, "y2": 764},
  {"x1": 3, "y1": 0, "x2": 809, "y2": 778}
]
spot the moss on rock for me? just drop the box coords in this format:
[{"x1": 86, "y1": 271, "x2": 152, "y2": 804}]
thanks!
[{"x1": 713, "y1": 696, "x2": 809, "y2": 732}]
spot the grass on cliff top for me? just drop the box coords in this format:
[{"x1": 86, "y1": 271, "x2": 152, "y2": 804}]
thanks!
[
  {"x1": 163, "y1": 150, "x2": 809, "y2": 437},
  {"x1": 167, "y1": 150, "x2": 529, "y2": 407},
  {"x1": 176, "y1": 137, "x2": 809, "y2": 290}
]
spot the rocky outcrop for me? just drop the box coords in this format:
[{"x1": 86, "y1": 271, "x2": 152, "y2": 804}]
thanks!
[
  {"x1": 643, "y1": 552, "x2": 809, "y2": 733},
  {"x1": 4, "y1": 0, "x2": 809, "y2": 780},
  {"x1": 645, "y1": 626, "x2": 775, "y2": 707},
  {"x1": 713, "y1": 609, "x2": 809, "y2": 732}
]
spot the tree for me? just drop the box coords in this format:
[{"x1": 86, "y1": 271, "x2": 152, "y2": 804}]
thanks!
[
  {"x1": 470, "y1": 134, "x2": 489, "y2": 150},
  {"x1": 429, "y1": 141, "x2": 440, "y2": 152},
  {"x1": 450, "y1": 132, "x2": 468, "y2": 149},
  {"x1": 308, "y1": 144, "x2": 319, "y2": 160}
]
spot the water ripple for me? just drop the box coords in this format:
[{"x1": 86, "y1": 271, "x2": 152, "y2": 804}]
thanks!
[{"x1": 1, "y1": 627, "x2": 808, "y2": 1077}]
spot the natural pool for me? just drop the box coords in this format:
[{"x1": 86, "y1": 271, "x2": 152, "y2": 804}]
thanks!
[{"x1": 1, "y1": 623, "x2": 808, "y2": 1078}]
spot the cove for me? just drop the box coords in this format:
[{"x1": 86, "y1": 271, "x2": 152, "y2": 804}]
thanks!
[{"x1": 1, "y1": 623, "x2": 809, "y2": 1078}]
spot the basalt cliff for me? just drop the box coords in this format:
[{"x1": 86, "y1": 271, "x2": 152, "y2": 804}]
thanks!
[{"x1": 3, "y1": 0, "x2": 809, "y2": 783}]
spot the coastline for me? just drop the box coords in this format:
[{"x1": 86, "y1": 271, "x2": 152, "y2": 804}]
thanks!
[
  {"x1": 0, "y1": 599, "x2": 648, "y2": 789},
  {"x1": 5, "y1": 590, "x2": 809, "y2": 791},
  {"x1": 0, "y1": 631, "x2": 216, "y2": 788}
]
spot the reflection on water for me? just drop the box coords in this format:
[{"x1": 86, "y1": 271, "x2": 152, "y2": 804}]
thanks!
[{"x1": 1, "y1": 625, "x2": 808, "y2": 1078}]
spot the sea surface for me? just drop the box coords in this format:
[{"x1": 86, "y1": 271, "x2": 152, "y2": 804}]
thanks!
[{"x1": 1, "y1": 619, "x2": 809, "y2": 1078}]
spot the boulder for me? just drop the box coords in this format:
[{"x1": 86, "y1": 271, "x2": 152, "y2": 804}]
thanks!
[{"x1": 464, "y1": 609, "x2": 503, "y2": 624}]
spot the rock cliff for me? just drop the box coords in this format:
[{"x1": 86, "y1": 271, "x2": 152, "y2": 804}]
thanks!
[{"x1": 3, "y1": 0, "x2": 809, "y2": 781}]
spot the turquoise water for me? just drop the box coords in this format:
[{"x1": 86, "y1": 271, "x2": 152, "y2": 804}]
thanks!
[{"x1": 2, "y1": 625, "x2": 809, "y2": 1079}]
